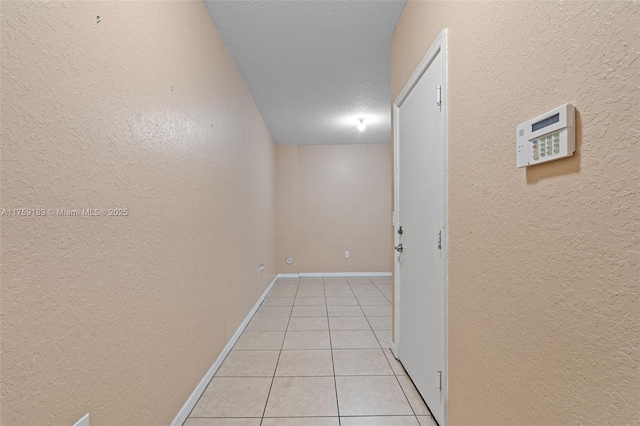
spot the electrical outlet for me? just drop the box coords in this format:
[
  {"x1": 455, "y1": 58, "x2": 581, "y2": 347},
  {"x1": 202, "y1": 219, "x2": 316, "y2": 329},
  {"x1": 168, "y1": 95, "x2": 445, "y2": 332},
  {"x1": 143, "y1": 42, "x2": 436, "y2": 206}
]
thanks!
[{"x1": 344, "y1": 251, "x2": 350, "y2": 258}]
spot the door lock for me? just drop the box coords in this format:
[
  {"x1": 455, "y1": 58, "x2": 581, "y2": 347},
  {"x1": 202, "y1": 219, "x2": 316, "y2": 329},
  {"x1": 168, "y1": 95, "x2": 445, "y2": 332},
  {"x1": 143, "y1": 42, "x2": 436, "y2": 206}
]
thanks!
[
  {"x1": 394, "y1": 244, "x2": 404, "y2": 253},
  {"x1": 397, "y1": 226, "x2": 403, "y2": 235}
]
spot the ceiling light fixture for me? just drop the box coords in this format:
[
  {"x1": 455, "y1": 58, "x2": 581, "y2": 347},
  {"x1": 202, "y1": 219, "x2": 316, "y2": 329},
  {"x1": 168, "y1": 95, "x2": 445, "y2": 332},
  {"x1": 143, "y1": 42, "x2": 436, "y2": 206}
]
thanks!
[{"x1": 357, "y1": 118, "x2": 366, "y2": 131}]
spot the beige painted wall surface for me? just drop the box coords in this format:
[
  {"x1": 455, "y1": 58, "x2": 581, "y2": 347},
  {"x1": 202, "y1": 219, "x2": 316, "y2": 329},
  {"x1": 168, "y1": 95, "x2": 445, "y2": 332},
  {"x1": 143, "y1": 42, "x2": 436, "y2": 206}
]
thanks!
[
  {"x1": 275, "y1": 144, "x2": 301, "y2": 274},
  {"x1": 392, "y1": 1, "x2": 639, "y2": 425},
  {"x1": 1, "y1": 1, "x2": 276, "y2": 425},
  {"x1": 276, "y1": 144, "x2": 392, "y2": 273}
]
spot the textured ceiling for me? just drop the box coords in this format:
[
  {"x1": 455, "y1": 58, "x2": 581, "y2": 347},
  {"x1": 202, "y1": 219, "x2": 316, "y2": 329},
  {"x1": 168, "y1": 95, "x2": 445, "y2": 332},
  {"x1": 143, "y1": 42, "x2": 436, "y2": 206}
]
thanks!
[{"x1": 203, "y1": 1, "x2": 406, "y2": 144}]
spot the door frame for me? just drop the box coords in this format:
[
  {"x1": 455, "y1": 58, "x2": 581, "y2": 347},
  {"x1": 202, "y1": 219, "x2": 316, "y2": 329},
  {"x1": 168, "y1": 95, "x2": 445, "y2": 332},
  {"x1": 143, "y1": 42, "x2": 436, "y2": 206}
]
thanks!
[{"x1": 392, "y1": 28, "x2": 448, "y2": 425}]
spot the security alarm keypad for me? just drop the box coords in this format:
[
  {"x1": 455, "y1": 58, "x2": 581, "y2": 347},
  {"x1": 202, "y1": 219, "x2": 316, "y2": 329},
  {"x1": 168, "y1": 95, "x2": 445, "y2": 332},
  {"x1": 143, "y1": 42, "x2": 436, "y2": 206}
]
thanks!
[
  {"x1": 532, "y1": 132, "x2": 560, "y2": 160},
  {"x1": 516, "y1": 103, "x2": 575, "y2": 168}
]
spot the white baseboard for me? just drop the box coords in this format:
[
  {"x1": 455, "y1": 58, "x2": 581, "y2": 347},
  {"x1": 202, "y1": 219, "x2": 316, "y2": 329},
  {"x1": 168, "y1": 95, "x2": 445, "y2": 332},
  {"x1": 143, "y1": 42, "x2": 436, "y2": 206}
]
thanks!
[
  {"x1": 171, "y1": 274, "x2": 279, "y2": 426},
  {"x1": 277, "y1": 272, "x2": 392, "y2": 278}
]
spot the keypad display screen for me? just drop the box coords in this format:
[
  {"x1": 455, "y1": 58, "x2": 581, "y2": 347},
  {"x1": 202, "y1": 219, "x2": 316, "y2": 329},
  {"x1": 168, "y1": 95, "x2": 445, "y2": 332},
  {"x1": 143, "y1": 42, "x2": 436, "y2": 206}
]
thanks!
[{"x1": 532, "y1": 113, "x2": 560, "y2": 132}]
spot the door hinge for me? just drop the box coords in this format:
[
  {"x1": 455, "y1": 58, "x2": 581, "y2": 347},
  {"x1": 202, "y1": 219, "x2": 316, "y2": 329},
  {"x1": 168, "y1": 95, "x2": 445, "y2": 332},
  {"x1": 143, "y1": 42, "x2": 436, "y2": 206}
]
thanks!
[
  {"x1": 436, "y1": 85, "x2": 442, "y2": 109},
  {"x1": 437, "y1": 370, "x2": 442, "y2": 391},
  {"x1": 437, "y1": 230, "x2": 442, "y2": 250}
]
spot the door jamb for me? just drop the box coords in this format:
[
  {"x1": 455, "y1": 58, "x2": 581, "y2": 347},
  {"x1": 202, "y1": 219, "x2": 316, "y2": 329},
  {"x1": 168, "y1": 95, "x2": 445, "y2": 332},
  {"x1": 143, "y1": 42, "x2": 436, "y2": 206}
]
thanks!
[{"x1": 392, "y1": 28, "x2": 448, "y2": 426}]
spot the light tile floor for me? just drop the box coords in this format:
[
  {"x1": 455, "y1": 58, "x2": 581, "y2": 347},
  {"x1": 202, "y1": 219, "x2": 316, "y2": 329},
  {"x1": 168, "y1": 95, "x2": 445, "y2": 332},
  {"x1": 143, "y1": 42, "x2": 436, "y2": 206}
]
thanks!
[{"x1": 185, "y1": 277, "x2": 438, "y2": 426}]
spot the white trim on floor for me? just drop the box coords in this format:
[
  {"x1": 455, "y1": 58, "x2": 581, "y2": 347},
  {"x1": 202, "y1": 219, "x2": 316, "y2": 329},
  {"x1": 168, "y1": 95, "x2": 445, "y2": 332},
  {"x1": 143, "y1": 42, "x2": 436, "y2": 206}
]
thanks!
[{"x1": 170, "y1": 274, "x2": 279, "y2": 426}]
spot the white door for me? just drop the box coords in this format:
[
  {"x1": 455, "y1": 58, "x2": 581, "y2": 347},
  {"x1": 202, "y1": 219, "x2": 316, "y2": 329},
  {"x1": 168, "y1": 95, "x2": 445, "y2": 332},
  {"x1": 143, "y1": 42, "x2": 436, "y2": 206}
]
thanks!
[{"x1": 395, "y1": 33, "x2": 447, "y2": 425}]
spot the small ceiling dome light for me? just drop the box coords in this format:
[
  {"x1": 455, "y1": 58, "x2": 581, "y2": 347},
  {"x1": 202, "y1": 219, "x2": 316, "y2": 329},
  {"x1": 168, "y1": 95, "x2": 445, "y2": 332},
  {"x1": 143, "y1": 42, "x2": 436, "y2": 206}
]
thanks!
[{"x1": 357, "y1": 118, "x2": 366, "y2": 131}]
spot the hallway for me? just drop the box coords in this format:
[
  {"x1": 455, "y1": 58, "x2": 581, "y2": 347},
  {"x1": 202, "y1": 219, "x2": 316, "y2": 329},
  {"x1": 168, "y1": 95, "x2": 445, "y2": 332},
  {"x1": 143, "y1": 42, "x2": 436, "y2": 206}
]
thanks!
[
  {"x1": 2, "y1": 1, "x2": 637, "y2": 424},
  {"x1": 184, "y1": 277, "x2": 436, "y2": 426}
]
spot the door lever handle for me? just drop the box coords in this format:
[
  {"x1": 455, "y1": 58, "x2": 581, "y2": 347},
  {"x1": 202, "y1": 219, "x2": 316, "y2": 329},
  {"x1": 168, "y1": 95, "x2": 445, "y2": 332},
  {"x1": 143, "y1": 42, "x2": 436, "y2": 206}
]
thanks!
[{"x1": 394, "y1": 244, "x2": 403, "y2": 253}]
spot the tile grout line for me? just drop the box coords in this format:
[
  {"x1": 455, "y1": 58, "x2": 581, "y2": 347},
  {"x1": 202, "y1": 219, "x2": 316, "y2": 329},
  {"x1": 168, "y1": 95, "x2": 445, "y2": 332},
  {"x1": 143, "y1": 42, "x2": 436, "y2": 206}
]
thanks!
[
  {"x1": 367, "y1": 272, "x2": 424, "y2": 425},
  {"x1": 371, "y1": 279, "x2": 393, "y2": 304},
  {"x1": 350, "y1": 277, "x2": 422, "y2": 423},
  {"x1": 259, "y1": 276, "x2": 300, "y2": 426},
  {"x1": 324, "y1": 277, "x2": 341, "y2": 426},
  {"x1": 359, "y1": 276, "x2": 426, "y2": 424},
  {"x1": 362, "y1": 277, "x2": 393, "y2": 347},
  {"x1": 377, "y1": 320, "x2": 419, "y2": 422},
  {"x1": 393, "y1": 372, "x2": 426, "y2": 425},
  {"x1": 346, "y1": 277, "x2": 381, "y2": 349},
  {"x1": 358, "y1": 277, "x2": 425, "y2": 425}
]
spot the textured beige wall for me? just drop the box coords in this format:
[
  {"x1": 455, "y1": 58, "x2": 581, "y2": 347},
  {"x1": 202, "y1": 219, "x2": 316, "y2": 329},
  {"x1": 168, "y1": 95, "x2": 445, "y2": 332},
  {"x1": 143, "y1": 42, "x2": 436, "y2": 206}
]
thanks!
[
  {"x1": 392, "y1": 1, "x2": 639, "y2": 425},
  {"x1": 1, "y1": 1, "x2": 276, "y2": 425},
  {"x1": 276, "y1": 144, "x2": 392, "y2": 274},
  {"x1": 275, "y1": 144, "x2": 301, "y2": 273}
]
